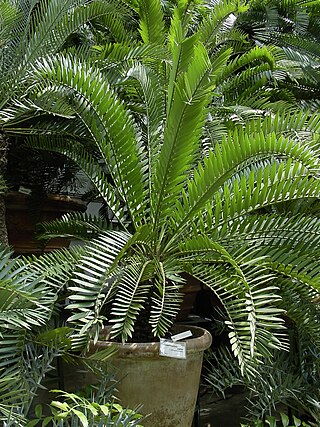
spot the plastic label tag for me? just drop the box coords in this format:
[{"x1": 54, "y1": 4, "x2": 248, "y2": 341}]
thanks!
[
  {"x1": 159, "y1": 339, "x2": 186, "y2": 359},
  {"x1": 18, "y1": 186, "x2": 32, "y2": 195},
  {"x1": 171, "y1": 330, "x2": 192, "y2": 342}
]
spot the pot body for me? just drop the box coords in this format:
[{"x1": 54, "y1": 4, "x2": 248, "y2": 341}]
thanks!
[{"x1": 91, "y1": 325, "x2": 212, "y2": 427}]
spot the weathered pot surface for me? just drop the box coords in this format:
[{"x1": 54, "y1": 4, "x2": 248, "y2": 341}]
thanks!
[{"x1": 90, "y1": 324, "x2": 212, "y2": 427}]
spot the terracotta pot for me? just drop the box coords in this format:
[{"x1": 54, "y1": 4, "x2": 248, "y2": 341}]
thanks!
[
  {"x1": 90, "y1": 324, "x2": 212, "y2": 427},
  {"x1": 5, "y1": 191, "x2": 87, "y2": 254}
]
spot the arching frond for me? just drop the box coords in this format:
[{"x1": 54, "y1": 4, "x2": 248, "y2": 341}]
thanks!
[
  {"x1": 174, "y1": 128, "x2": 320, "y2": 233},
  {"x1": 67, "y1": 231, "x2": 131, "y2": 349},
  {"x1": 37, "y1": 212, "x2": 112, "y2": 242},
  {"x1": 188, "y1": 246, "x2": 286, "y2": 375},
  {"x1": 29, "y1": 54, "x2": 148, "y2": 228}
]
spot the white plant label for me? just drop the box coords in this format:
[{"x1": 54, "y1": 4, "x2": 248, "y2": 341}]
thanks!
[
  {"x1": 159, "y1": 338, "x2": 187, "y2": 359},
  {"x1": 18, "y1": 186, "x2": 32, "y2": 195},
  {"x1": 171, "y1": 330, "x2": 192, "y2": 342}
]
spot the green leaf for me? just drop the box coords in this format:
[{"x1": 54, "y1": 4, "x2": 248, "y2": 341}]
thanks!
[
  {"x1": 42, "y1": 417, "x2": 52, "y2": 427},
  {"x1": 293, "y1": 415, "x2": 302, "y2": 426},
  {"x1": 35, "y1": 404, "x2": 42, "y2": 419},
  {"x1": 72, "y1": 409, "x2": 88, "y2": 427},
  {"x1": 50, "y1": 400, "x2": 69, "y2": 411},
  {"x1": 280, "y1": 412, "x2": 290, "y2": 427}
]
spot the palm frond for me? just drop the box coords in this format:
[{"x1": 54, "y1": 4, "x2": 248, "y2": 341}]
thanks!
[
  {"x1": 149, "y1": 259, "x2": 183, "y2": 337},
  {"x1": 279, "y1": 279, "x2": 320, "y2": 349},
  {"x1": 126, "y1": 63, "x2": 165, "y2": 198},
  {"x1": 215, "y1": 214, "x2": 320, "y2": 254},
  {"x1": 38, "y1": 212, "x2": 111, "y2": 242},
  {"x1": 197, "y1": 0, "x2": 248, "y2": 52}
]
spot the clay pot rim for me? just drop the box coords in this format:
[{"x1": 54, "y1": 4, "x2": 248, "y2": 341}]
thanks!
[{"x1": 91, "y1": 324, "x2": 212, "y2": 357}]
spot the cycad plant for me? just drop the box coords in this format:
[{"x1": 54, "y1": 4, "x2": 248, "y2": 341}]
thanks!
[
  {"x1": 0, "y1": 0, "x2": 131, "y2": 244},
  {"x1": 236, "y1": 0, "x2": 320, "y2": 111},
  {"x1": 1, "y1": 0, "x2": 320, "y2": 379}
]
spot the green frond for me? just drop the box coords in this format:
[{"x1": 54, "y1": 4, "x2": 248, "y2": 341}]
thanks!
[
  {"x1": 30, "y1": 54, "x2": 148, "y2": 228},
  {"x1": 174, "y1": 128, "x2": 320, "y2": 233},
  {"x1": 153, "y1": 41, "x2": 213, "y2": 227},
  {"x1": 191, "y1": 253, "x2": 286, "y2": 376},
  {"x1": 167, "y1": 10, "x2": 198, "y2": 108},
  {"x1": 96, "y1": 42, "x2": 164, "y2": 67},
  {"x1": 197, "y1": 0, "x2": 248, "y2": 52},
  {"x1": 91, "y1": 1, "x2": 137, "y2": 44},
  {"x1": 22, "y1": 243, "x2": 84, "y2": 283},
  {"x1": 202, "y1": 114, "x2": 228, "y2": 147},
  {"x1": 279, "y1": 279, "x2": 320, "y2": 349},
  {"x1": 220, "y1": 63, "x2": 275, "y2": 105},
  {"x1": 208, "y1": 46, "x2": 233, "y2": 87},
  {"x1": 1, "y1": 0, "x2": 117, "y2": 106},
  {"x1": 0, "y1": 251, "x2": 59, "y2": 331},
  {"x1": 110, "y1": 258, "x2": 152, "y2": 341},
  {"x1": 21, "y1": 0, "x2": 128, "y2": 66},
  {"x1": 270, "y1": 257, "x2": 320, "y2": 297},
  {"x1": 0, "y1": 93, "x2": 76, "y2": 126},
  {"x1": 244, "y1": 109, "x2": 320, "y2": 141},
  {"x1": 0, "y1": 1, "x2": 21, "y2": 59},
  {"x1": 215, "y1": 214, "x2": 320, "y2": 254},
  {"x1": 216, "y1": 46, "x2": 276, "y2": 86},
  {"x1": 215, "y1": 168, "x2": 320, "y2": 224},
  {"x1": 126, "y1": 63, "x2": 165, "y2": 192},
  {"x1": 0, "y1": 330, "x2": 29, "y2": 415},
  {"x1": 37, "y1": 212, "x2": 111, "y2": 242},
  {"x1": 138, "y1": 0, "x2": 165, "y2": 45},
  {"x1": 149, "y1": 259, "x2": 183, "y2": 337},
  {"x1": 67, "y1": 231, "x2": 131, "y2": 349}
]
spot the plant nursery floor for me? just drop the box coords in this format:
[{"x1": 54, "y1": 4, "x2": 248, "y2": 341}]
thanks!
[{"x1": 198, "y1": 388, "x2": 249, "y2": 427}]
